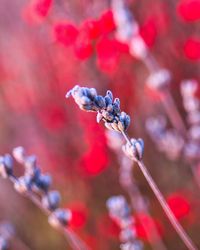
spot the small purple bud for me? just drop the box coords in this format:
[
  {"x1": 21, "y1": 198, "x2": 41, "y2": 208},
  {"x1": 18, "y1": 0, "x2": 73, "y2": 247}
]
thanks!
[{"x1": 42, "y1": 191, "x2": 61, "y2": 211}]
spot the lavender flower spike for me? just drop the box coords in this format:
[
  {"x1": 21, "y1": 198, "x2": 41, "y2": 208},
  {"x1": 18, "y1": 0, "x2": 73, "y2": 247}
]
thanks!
[{"x1": 66, "y1": 85, "x2": 130, "y2": 132}]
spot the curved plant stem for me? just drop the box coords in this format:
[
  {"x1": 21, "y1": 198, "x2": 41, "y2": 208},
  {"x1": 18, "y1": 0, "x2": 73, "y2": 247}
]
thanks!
[
  {"x1": 161, "y1": 89, "x2": 187, "y2": 136},
  {"x1": 9, "y1": 175, "x2": 90, "y2": 250},
  {"x1": 118, "y1": 155, "x2": 167, "y2": 250},
  {"x1": 121, "y1": 131, "x2": 198, "y2": 250}
]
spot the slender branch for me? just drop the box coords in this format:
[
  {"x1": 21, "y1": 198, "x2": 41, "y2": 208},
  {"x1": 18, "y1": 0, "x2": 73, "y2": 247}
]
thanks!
[
  {"x1": 118, "y1": 155, "x2": 167, "y2": 250},
  {"x1": 121, "y1": 131, "x2": 197, "y2": 250},
  {"x1": 8, "y1": 176, "x2": 89, "y2": 250},
  {"x1": 161, "y1": 89, "x2": 187, "y2": 136}
]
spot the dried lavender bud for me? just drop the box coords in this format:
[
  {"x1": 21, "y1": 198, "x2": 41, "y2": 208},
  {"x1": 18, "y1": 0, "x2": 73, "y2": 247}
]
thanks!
[
  {"x1": 106, "y1": 195, "x2": 130, "y2": 219},
  {"x1": 112, "y1": 0, "x2": 137, "y2": 42},
  {"x1": 118, "y1": 112, "x2": 130, "y2": 132},
  {"x1": 48, "y1": 208, "x2": 72, "y2": 228},
  {"x1": 101, "y1": 110, "x2": 114, "y2": 122},
  {"x1": 122, "y1": 139, "x2": 144, "y2": 161},
  {"x1": 180, "y1": 79, "x2": 198, "y2": 97},
  {"x1": 0, "y1": 237, "x2": 8, "y2": 250},
  {"x1": 188, "y1": 126, "x2": 200, "y2": 141},
  {"x1": 0, "y1": 221, "x2": 15, "y2": 239},
  {"x1": 67, "y1": 86, "x2": 131, "y2": 132},
  {"x1": 129, "y1": 35, "x2": 148, "y2": 59},
  {"x1": 187, "y1": 111, "x2": 200, "y2": 125},
  {"x1": 106, "y1": 90, "x2": 113, "y2": 101},
  {"x1": 145, "y1": 116, "x2": 167, "y2": 137},
  {"x1": 183, "y1": 142, "x2": 200, "y2": 161},
  {"x1": 66, "y1": 85, "x2": 99, "y2": 112},
  {"x1": 42, "y1": 191, "x2": 61, "y2": 211},
  {"x1": 12, "y1": 146, "x2": 26, "y2": 164},
  {"x1": 24, "y1": 165, "x2": 41, "y2": 183},
  {"x1": 183, "y1": 97, "x2": 199, "y2": 112},
  {"x1": 94, "y1": 95, "x2": 106, "y2": 109},
  {"x1": 24, "y1": 155, "x2": 37, "y2": 169},
  {"x1": 159, "y1": 130, "x2": 184, "y2": 160},
  {"x1": 120, "y1": 227, "x2": 137, "y2": 242},
  {"x1": 0, "y1": 155, "x2": 13, "y2": 178},
  {"x1": 120, "y1": 241, "x2": 143, "y2": 250},
  {"x1": 146, "y1": 69, "x2": 171, "y2": 91},
  {"x1": 113, "y1": 98, "x2": 121, "y2": 113},
  {"x1": 35, "y1": 174, "x2": 52, "y2": 192},
  {"x1": 14, "y1": 176, "x2": 32, "y2": 194},
  {"x1": 104, "y1": 94, "x2": 113, "y2": 106}
]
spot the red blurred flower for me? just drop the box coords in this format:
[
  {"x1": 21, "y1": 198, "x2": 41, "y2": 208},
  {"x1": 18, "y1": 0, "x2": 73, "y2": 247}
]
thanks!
[
  {"x1": 22, "y1": 0, "x2": 52, "y2": 24},
  {"x1": 167, "y1": 193, "x2": 190, "y2": 220},
  {"x1": 97, "y1": 214, "x2": 120, "y2": 239},
  {"x1": 73, "y1": 27, "x2": 94, "y2": 60},
  {"x1": 81, "y1": 19, "x2": 102, "y2": 40},
  {"x1": 96, "y1": 37, "x2": 126, "y2": 73},
  {"x1": 53, "y1": 22, "x2": 78, "y2": 46},
  {"x1": 33, "y1": 0, "x2": 52, "y2": 17},
  {"x1": 144, "y1": 85, "x2": 165, "y2": 102},
  {"x1": 38, "y1": 104, "x2": 66, "y2": 131},
  {"x1": 140, "y1": 18, "x2": 157, "y2": 47},
  {"x1": 81, "y1": 146, "x2": 109, "y2": 175},
  {"x1": 135, "y1": 213, "x2": 164, "y2": 242},
  {"x1": 184, "y1": 37, "x2": 200, "y2": 60},
  {"x1": 177, "y1": 0, "x2": 200, "y2": 21},
  {"x1": 79, "y1": 118, "x2": 109, "y2": 176},
  {"x1": 68, "y1": 202, "x2": 88, "y2": 229},
  {"x1": 98, "y1": 10, "x2": 116, "y2": 35}
]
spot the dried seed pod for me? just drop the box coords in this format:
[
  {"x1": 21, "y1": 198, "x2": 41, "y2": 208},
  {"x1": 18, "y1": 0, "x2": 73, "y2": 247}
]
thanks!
[
  {"x1": 42, "y1": 191, "x2": 61, "y2": 211},
  {"x1": 48, "y1": 209, "x2": 72, "y2": 228}
]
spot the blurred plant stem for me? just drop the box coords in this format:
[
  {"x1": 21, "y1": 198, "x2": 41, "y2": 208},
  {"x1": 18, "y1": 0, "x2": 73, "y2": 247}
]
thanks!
[
  {"x1": 9, "y1": 175, "x2": 90, "y2": 250},
  {"x1": 121, "y1": 131, "x2": 197, "y2": 250}
]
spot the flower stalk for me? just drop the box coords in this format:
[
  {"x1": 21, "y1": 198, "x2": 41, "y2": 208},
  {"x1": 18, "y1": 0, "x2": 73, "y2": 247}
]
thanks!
[{"x1": 67, "y1": 85, "x2": 197, "y2": 250}]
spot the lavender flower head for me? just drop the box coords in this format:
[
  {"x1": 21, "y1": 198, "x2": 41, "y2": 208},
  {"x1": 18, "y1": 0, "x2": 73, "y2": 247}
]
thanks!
[{"x1": 66, "y1": 85, "x2": 130, "y2": 132}]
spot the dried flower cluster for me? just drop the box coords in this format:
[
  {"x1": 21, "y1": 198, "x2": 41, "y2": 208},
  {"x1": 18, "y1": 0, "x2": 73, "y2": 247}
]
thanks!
[
  {"x1": 107, "y1": 196, "x2": 143, "y2": 250},
  {"x1": 0, "y1": 147, "x2": 89, "y2": 250},
  {"x1": 67, "y1": 85, "x2": 197, "y2": 250},
  {"x1": 66, "y1": 85, "x2": 130, "y2": 132}
]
